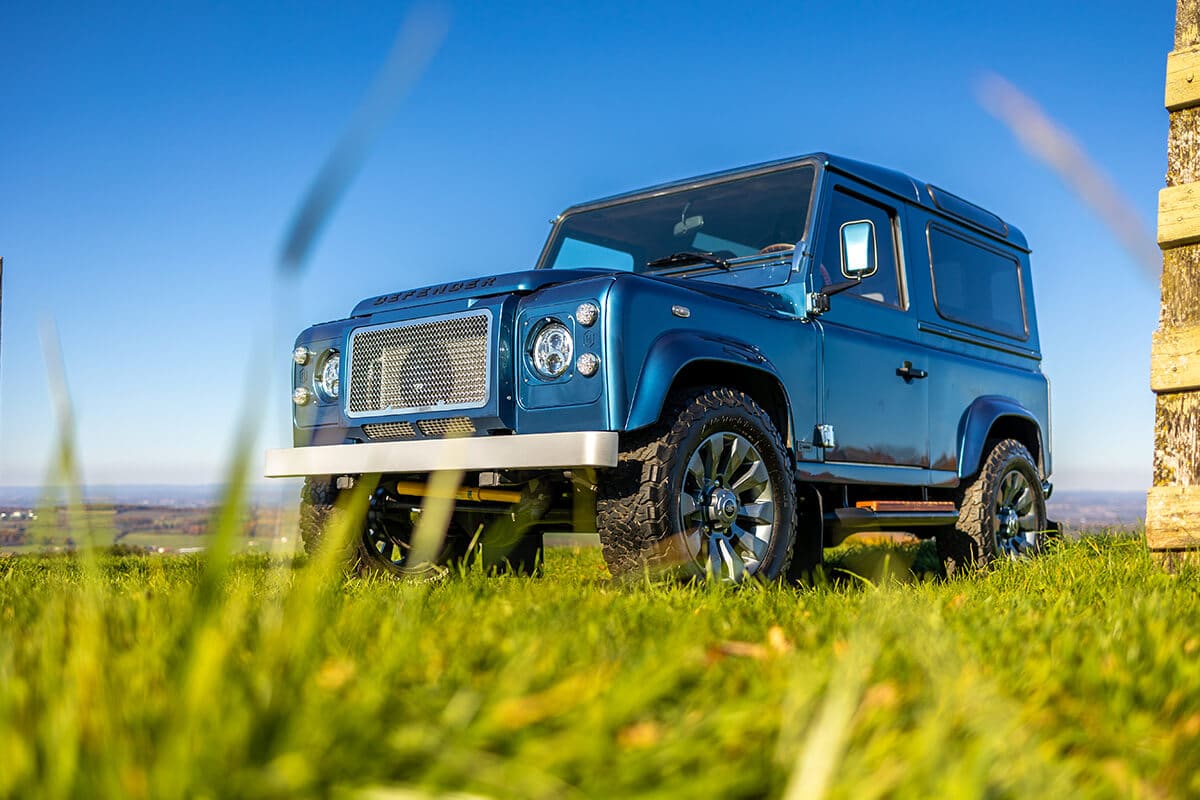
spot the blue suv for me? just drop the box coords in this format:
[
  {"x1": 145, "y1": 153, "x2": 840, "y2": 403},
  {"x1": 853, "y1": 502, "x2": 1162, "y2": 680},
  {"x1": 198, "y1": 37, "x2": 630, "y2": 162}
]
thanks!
[{"x1": 267, "y1": 154, "x2": 1053, "y2": 580}]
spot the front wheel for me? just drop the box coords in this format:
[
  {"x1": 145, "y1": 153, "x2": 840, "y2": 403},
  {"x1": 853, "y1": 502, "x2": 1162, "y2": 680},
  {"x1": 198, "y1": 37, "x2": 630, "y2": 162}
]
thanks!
[
  {"x1": 298, "y1": 477, "x2": 464, "y2": 579},
  {"x1": 596, "y1": 386, "x2": 797, "y2": 582},
  {"x1": 936, "y1": 439, "x2": 1047, "y2": 577}
]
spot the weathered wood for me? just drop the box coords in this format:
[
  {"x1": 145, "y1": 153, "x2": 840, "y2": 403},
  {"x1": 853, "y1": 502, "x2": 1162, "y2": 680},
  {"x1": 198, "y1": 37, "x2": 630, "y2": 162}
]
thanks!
[
  {"x1": 1153, "y1": 392, "x2": 1200, "y2": 486},
  {"x1": 1151, "y1": 549, "x2": 1200, "y2": 571},
  {"x1": 1152, "y1": 325, "x2": 1200, "y2": 392},
  {"x1": 1146, "y1": 486, "x2": 1200, "y2": 548},
  {"x1": 1166, "y1": 47, "x2": 1200, "y2": 110},
  {"x1": 1179, "y1": 1, "x2": 1200, "y2": 49},
  {"x1": 1158, "y1": 183, "x2": 1200, "y2": 248},
  {"x1": 1159, "y1": 245, "x2": 1200, "y2": 328},
  {"x1": 1168, "y1": 109, "x2": 1200, "y2": 186},
  {"x1": 1150, "y1": 0, "x2": 1200, "y2": 560}
]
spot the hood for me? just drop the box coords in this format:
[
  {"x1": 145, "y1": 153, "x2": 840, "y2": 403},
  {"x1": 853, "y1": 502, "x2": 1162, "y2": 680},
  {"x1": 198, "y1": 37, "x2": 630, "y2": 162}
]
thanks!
[{"x1": 351, "y1": 268, "x2": 615, "y2": 316}]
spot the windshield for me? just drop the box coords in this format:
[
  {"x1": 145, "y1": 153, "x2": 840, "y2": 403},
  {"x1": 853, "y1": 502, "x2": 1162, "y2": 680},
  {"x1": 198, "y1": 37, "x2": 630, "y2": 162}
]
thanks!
[{"x1": 539, "y1": 164, "x2": 816, "y2": 273}]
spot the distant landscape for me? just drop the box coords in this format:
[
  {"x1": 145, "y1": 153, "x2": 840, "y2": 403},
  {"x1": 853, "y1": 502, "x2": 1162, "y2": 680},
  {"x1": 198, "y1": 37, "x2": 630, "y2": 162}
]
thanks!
[{"x1": 0, "y1": 485, "x2": 1146, "y2": 555}]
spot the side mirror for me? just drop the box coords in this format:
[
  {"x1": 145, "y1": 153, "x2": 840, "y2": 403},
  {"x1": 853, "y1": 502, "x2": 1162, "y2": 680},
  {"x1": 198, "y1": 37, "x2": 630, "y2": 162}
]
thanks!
[
  {"x1": 805, "y1": 220, "x2": 877, "y2": 316},
  {"x1": 840, "y1": 220, "x2": 877, "y2": 278}
]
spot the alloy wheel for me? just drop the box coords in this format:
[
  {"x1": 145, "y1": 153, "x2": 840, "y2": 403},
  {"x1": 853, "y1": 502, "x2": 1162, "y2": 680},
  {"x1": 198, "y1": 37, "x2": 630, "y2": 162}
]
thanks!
[
  {"x1": 993, "y1": 468, "x2": 1040, "y2": 558},
  {"x1": 678, "y1": 432, "x2": 775, "y2": 581}
]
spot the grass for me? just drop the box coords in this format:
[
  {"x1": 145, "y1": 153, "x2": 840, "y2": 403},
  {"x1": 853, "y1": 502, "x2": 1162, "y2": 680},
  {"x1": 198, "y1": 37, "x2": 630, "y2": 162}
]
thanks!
[{"x1": 0, "y1": 532, "x2": 1197, "y2": 799}]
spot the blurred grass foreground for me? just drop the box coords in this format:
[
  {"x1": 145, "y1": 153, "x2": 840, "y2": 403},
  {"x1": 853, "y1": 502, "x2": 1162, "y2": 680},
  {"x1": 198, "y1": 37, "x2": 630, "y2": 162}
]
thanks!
[{"x1": 0, "y1": 535, "x2": 1198, "y2": 798}]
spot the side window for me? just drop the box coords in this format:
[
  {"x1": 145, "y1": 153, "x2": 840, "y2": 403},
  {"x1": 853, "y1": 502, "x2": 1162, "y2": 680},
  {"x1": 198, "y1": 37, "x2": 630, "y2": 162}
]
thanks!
[
  {"x1": 928, "y1": 227, "x2": 1027, "y2": 339},
  {"x1": 818, "y1": 188, "x2": 904, "y2": 308}
]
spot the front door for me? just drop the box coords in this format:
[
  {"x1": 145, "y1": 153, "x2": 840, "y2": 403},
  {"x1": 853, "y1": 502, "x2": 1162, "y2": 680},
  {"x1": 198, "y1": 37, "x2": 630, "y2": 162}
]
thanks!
[{"x1": 814, "y1": 182, "x2": 929, "y2": 468}]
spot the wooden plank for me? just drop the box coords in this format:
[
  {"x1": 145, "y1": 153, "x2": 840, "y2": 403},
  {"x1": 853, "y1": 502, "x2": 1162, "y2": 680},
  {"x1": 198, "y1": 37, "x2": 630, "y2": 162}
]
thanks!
[
  {"x1": 1166, "y1": 46, "x2": 1200, "y2": 110},
  {"x1": 1146, "y1": 485, "x2": 1200, "y2": 549},
  {"x1": 1151, "y1": 324, "x2": 1200, "y2": 392},
  {"x1": 1158, "y1": 183, "x2": 1200, "y2": 248}
]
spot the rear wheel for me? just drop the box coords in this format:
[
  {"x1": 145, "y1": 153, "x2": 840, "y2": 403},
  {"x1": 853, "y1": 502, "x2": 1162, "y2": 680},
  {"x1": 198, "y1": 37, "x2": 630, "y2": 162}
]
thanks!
[
  {"x1": 937, "y1": 439, "x2": 1046, "y2": 577},
  {"x1": 596, "y1": 386, "x2": 797, "y2": 582}
]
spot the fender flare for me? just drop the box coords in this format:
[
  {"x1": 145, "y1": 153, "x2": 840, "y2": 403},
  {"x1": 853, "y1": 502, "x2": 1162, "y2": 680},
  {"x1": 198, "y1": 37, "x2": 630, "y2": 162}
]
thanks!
[
  {"x1": 623, "y1": 331, "x2": 793, "y2": 444},
  {"x1": 957, "y1": 395, "x2": 1046, "y2": 479}
]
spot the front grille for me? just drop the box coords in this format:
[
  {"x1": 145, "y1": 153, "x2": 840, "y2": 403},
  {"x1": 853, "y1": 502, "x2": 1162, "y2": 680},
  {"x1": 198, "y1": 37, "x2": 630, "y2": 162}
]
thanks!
[
  {"x1": 347, "y1": 311, "x2": 491, "y2": 417},
  {"x1": 362, "y1": 422, "x2": 416, "y2": 440},
  {"x1": 418, "y1": 417, "x2": 476, "y2": 438}
]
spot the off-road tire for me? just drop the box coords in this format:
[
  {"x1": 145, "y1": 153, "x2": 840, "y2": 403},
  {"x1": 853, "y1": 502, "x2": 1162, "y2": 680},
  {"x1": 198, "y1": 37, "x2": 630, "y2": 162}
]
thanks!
[
  {"x1": 300, "y1": 478, "x2": 540, "y2": 578},
  {"x1": 596, "y1": 386, "x2": 797, "y2": 582},
  {"x1": 937, "y1": 439, "x2": 1046, "y2": 577},
  {"x1": 299, "y1": 477, "x2": 352, "y2": 557}
]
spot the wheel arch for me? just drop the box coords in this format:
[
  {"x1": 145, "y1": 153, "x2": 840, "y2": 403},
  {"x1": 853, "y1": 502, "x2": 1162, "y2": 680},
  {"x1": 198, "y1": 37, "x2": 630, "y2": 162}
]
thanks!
[
  {"x1": 623, "y1": 332, "x2": 793, "y2": 449},
  {"x1": 957, "y1": 395, "x2": 1046, "y2": 480}
]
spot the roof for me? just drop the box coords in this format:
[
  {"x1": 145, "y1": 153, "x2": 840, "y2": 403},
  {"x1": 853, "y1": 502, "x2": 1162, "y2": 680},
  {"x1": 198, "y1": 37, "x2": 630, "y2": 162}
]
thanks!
[{"x1": 556, "y1": 152, "x2": 1029, "y2": 251}]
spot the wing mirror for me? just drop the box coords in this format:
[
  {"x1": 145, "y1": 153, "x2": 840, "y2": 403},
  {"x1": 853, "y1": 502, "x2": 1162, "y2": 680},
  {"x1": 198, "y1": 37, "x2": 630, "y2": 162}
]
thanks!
[
  {"x1": 840, "y1": 219, "x2": 877, "y2": 278},
  {"x1": 806, "y1": 220, "x2": 877, "y2": 315}
]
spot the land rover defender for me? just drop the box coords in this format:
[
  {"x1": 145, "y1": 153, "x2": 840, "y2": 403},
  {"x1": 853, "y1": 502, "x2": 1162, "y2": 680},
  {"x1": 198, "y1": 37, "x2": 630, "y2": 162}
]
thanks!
[{"x1": 266, "y1": 154, "x2": 1053, "y2": 580}]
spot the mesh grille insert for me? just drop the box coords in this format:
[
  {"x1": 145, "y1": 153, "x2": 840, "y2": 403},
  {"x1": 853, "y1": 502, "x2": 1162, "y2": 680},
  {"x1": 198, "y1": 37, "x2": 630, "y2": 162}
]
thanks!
[
  {"x1": 362, "y1": 422, "x2": 416, "y2": 440},
  {"x1": 418, "y1": 417, "x2": 477, "y2": 438},
  {"x1": 348, "y1": 312, "x2": 490, "y2": 416}
]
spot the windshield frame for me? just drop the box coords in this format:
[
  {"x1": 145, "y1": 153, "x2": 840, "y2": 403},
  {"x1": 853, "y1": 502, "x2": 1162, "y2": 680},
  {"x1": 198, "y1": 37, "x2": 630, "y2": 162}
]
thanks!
[{"x1": 535, "y1": 158, "x2": 823, "y2": 275}]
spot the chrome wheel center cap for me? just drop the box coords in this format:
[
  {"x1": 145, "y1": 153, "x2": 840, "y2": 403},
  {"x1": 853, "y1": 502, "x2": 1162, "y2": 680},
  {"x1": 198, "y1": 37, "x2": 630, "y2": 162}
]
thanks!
[
  {"x1": 707, "y1": 488, "x2": 739, "y2": 530},
  {"x1": 998, "y1": 507, "x2": 1019, "y2": 539}
]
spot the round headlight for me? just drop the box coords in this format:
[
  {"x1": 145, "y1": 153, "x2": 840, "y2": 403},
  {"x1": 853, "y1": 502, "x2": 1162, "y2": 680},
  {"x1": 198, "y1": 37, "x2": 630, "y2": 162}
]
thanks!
[
  {"x1": 531, "y1": 322, "x2": 574, "y2": 379},
  {"x1": 315, "y1": 350, "x2": 340, "y2": 400}
]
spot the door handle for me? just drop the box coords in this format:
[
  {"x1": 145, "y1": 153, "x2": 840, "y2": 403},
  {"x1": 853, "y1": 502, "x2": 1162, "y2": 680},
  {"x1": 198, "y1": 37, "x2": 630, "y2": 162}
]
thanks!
[{"x1": 896, "y1": 361, "x2": 928, "y2": 381}]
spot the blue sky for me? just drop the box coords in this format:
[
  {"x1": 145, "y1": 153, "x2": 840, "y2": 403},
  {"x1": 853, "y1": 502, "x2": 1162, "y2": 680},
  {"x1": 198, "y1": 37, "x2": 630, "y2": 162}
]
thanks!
[{"x1": 0, "y1": 1, "x2": 1171, "y2": 490}]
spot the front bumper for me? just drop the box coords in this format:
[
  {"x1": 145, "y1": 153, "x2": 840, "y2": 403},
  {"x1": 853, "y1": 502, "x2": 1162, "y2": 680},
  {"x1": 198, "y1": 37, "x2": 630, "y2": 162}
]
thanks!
[{"x1": 264, "y1": 431, "x2": 619, "y2": 478}]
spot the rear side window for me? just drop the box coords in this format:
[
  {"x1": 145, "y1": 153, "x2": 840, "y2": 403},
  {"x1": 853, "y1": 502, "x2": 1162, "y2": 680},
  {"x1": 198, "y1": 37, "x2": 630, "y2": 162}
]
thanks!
[{"x1": 928, "y1": 227, "x2": 1027, "y2": 339}]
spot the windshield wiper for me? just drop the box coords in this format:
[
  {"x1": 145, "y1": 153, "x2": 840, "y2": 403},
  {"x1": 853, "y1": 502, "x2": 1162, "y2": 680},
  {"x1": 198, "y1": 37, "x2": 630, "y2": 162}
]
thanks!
[{"x1": 645, "y1": 251, "x2": 730, "y2": 271}]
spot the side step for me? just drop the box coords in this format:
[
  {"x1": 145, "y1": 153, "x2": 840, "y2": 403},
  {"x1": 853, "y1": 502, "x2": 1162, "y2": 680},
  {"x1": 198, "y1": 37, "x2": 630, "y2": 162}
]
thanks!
[{"x1": 827, "y1": 501, "x2": 958, "y2": 546}]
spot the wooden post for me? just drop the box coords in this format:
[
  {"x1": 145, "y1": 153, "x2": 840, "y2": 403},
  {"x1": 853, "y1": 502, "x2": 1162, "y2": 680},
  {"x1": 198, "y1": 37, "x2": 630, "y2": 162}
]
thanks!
[{"x1": 1149, "y1": 0, "x2": 1200, "y2": 565}]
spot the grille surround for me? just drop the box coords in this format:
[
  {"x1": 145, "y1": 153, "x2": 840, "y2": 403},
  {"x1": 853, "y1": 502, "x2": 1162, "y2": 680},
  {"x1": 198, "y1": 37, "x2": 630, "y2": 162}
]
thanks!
[{"x1": 346, "y1": 310, "x2": 493, "y2": 419}]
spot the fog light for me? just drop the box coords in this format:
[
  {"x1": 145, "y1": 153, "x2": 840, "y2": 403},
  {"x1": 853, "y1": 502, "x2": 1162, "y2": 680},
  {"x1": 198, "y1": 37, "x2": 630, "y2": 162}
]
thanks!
[
  {"x1": 577, "y1": 352, "x2": 600, "y2": 377},
  {"x1": 292, "y1": 346, "x2": 310, "y2": 365},
  {"x1": 292, "y1": 387, "x2": 312, "y2": 406},
  {"x1": 575, "y1": 302, "x2": 599, "y2": 327}
]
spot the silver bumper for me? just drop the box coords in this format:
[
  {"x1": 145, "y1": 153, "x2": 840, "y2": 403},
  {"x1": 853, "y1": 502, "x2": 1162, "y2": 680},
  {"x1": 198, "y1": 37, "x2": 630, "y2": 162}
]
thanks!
[{"x1": 264, "y1": 431, "x2": 619, "y2": 478}]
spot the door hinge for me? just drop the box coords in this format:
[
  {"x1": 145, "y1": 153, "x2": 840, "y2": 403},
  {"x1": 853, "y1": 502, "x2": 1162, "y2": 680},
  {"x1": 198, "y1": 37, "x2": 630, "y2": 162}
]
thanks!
[{"x1": 814, "y1": 424, "x2": 836, "y2": 449}]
